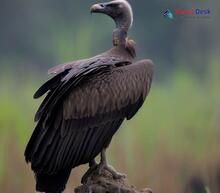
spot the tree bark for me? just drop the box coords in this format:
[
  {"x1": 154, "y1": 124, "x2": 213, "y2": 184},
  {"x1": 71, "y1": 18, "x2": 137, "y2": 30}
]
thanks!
[{"x1": 74, "y1": 170, "x2": 152, "y2": 193}]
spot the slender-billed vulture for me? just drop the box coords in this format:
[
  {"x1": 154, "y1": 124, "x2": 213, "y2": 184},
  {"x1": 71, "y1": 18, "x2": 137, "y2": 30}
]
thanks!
[{"x1": 25, "y1": 0, "x2": 154, "y2": 192}]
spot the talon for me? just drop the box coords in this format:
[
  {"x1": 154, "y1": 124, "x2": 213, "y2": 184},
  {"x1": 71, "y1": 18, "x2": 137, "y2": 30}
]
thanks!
[
  {"x1": 81, "y1": 149, "x2": 126, "y2": 183},
  {"x1": 104, "y1": 164, "x2": 126, "y2": 179}
]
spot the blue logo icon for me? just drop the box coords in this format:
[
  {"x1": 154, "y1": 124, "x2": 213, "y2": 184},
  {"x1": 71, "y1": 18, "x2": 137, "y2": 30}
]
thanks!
[{"x1": 163, "y1": 9, "x2": 174, "y2": 19}]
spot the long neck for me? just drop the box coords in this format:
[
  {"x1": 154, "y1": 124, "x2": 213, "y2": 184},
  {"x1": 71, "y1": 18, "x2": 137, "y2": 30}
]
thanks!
[
  {"x1": 112, "y1": 28, "x2": 127, "y2": 46},
  {"x1": 112, "y1": 14, "x2": 131, "y2": 46}
]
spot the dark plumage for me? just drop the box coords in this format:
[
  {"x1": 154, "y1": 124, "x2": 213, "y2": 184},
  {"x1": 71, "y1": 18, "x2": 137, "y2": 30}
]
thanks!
[{"x1": 25, "y1": 0, "x2": 154, "y2": 192}]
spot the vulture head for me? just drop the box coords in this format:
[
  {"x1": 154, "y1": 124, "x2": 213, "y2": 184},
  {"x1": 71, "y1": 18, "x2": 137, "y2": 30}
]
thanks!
[{"x1": 91, "y1": 0, "x2": 133, "y2": 46}]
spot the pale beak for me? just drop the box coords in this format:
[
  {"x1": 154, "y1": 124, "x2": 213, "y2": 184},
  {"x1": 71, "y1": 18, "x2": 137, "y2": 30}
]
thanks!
[
  {"x1": 90, "y1": 4, "x2": 101, "y2": 13},
  {"x1": 90, "y1": 3, "x2": 106, "y2": 13}
]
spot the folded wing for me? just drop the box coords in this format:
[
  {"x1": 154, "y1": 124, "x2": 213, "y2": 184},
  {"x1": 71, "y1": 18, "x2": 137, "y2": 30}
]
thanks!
[{"x1": 25, "y1": 58, "x2": 154, "y2": 175}]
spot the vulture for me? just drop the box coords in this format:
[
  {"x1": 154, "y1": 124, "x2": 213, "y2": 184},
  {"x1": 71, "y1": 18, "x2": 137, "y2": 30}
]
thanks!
[{"x1": 24, "y1": 0, "x2": 154, "y2": 193}]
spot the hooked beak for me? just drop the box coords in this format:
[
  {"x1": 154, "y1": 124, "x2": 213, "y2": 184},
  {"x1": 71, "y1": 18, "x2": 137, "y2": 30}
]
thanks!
[{"x1": 90, "y1": 3, "x2": 107, "y2": 14}]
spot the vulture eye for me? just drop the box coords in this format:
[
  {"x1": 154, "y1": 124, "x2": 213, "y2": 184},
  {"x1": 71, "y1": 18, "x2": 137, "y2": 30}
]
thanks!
[{"x1": 100, "y1": 4, "x2": 105, "y2": 8}]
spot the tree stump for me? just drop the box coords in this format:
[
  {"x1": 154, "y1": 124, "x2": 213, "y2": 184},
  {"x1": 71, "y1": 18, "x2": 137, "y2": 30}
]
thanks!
[{"x1": 74, "y1": 170, "x2": 152, "y2": 193}]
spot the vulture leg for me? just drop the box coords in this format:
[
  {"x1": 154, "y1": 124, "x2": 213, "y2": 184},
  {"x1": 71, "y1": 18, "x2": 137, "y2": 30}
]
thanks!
[
  {"x1": 81, "y1": 149, "x2": 126, "y2": 184},
  {"x1": 97, "y1": 148, "x2": 126, "y2": 179},
  {"x1": 89, "y1": 159, "x2": 98, "y2": 167},
  {"x1": 81, "y1": 159, "x2": 98, "y2": 184}
]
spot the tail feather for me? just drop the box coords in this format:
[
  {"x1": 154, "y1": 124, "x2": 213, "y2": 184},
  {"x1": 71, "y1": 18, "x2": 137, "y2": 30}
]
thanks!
[{"x1": 36, "y1": 169, "x2": 71, "y2": 193}]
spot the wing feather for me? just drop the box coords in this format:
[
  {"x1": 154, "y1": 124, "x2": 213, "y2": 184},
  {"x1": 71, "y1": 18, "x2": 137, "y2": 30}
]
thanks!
[
  {"x1": 63, "y1": 59, "x2": 154, "y2": 120},
  {"x1": 25, "y1": 58, "x2": 154, "y2": 175}
]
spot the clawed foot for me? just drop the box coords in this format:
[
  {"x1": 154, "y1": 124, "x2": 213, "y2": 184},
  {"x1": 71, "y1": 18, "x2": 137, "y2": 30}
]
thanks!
[
  {"x1": 81, "y1": 149, "x2": 126, "y2": 184},
  {"x1": 96, "y1": 162, "x2": 126, "y2": 179},
  {"x1": 82, "y1": 162, "x2": 126, "y2": 184}
]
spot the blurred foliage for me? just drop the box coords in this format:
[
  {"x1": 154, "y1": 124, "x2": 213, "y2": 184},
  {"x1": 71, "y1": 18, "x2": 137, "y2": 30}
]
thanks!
[{"x1": 0, "y1": 0, "x2": 220, "y2": 193}]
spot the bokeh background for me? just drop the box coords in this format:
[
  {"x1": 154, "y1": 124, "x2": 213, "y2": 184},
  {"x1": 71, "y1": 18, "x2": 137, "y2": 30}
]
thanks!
[{"x1": 0, "y1": 0, "x2": 220, "y2": 192}]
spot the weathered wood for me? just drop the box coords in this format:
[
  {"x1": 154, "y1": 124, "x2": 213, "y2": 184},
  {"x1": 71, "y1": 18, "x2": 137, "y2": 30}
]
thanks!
[{"x1": 75, "y1": 170, "x2": 153, "y2": 193}]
